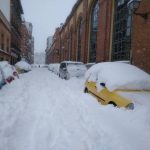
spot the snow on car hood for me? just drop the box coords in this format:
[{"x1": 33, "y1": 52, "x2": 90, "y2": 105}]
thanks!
[
  {"x1": 118, "y1": 91, "x2": 150, "y2": 108},
  {"x1": 85, "y1": 62, "x2": 150, "y2": 92}
]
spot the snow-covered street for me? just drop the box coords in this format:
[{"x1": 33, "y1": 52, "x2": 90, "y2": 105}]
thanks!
[{"x1": 0, "y1": 68, "x2": 150, "y2": 150}]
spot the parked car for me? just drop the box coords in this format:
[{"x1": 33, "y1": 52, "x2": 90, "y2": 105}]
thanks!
[
  {"x1": 53, "y1": 64, "x2": 60, "y2": 75},
  {"x1": 85, "y1": 63, "x2": 95, "y2": 70},
  {"x1": 48, "y1": 64, "x2": 53, "y2": 71},
  {"x1": 0, "y1": 61, "x2": 18, "y2": 85},
  {"x1": 59, "y1": 61, "x2": 87, "y2": 80},
  {"x1": 11, "y1": 66, "x2": 19, "y2": 79},
  {"x1": 48, "y1": 63, "x2": 60, "y2": 75},
  {"x1": 84, "y1": 62, "x2": 150, "y2": 109},
  {"x1": 15, "y1": 60, "x2": 31, "y2": 73}
]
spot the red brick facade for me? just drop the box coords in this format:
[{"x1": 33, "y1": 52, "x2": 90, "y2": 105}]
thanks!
[
  {"x1": 0, "y1": 10, "x2": 11, "y2": 62},
  {"x1": 46, "y1": 0, "x2": 150, "y2": 73},
  {"x1": 20, "y1": 23, "x2": 29, "y2": 61},
  {"x1": 131, "y1": 0, "x2": 150, "y2": 73},
  {"x1": 20, "y1": 22, "x2": 34, "y2": 64},
  {"x1": 10, "y1": 0, "x2": 23, "y2": 64}
]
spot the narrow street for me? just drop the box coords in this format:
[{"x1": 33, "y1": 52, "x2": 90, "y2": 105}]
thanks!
[{"x1": 0, "y1": 68, "x2": 150, "y2": 150}]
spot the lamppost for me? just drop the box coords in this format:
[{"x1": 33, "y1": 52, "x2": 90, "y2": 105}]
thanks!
[{"x1": 127, "y1": 0, "x2": 150, "y2": 20}]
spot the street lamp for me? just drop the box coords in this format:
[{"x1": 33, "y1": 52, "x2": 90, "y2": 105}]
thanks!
[{"x1": 127, "y1": 0, "x2": 150, "y2": 20}]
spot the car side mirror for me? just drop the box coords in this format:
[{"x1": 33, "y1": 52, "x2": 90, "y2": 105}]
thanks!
[{"x1": 100, "y1": 83, "x2": 105, "y2": 87}]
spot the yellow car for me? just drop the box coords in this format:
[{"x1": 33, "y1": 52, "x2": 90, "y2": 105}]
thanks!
[{"x1": 84, "y1": 81, "x2": 134, "y2": 110}]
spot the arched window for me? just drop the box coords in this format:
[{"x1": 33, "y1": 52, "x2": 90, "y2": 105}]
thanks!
[
  {"x1": 89, "y1": 0, "x2": 99, "y2": 62},
  {"x1": 77, "y1": 17, "x2": 83, "y2": 61},
  {"x1": 112, "y1": 0, "x2": 132, "y2": 61}
]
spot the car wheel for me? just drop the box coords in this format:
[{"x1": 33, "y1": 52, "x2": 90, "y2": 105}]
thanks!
[
  {"x1": 108, "y1": 102, "x2": 117, "y2": 107},
  {"x1": 84, "y1": 87, "x2": 88, "y2": 93}
]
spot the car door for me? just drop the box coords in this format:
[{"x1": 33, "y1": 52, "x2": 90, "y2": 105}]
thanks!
[{"x1": 87, "y1": 81, "x2": 97, "y2": 95}]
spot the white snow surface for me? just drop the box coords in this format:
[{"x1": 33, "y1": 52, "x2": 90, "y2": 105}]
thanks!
[
  {"x1": 0, "y1": 68, "x2": 150, "y2": 150},
  {"x1": 15, "y1": 61, "x2": 31, "y2": 71},
  {"x1": 67, "y1": 63, "x2": 87, "y2": 77},
  {"x1": 0, "y1": 61, "x2": 13, "y2": 79},
  {"x1": 85, "y1": 62, "x2": 150, "y2": 91}
]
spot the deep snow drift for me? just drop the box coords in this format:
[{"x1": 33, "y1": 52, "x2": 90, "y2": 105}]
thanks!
[{"x1": 0, "y1": 68, "x2": 150, "y2": 150}]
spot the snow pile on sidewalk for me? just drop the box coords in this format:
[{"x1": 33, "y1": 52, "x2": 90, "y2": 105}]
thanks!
[
  {"x1": 0, "y1": 68, "x2": 150, "y2": 150},
  {"x1": 0, "y1": 61, "x2": 13, "y2": 79},
  {"x1": 15, "y1": 61, "x2": 31, "y2": 71},
  {"x1": 85, "y1": 62, "x2": 150, "y2": 91}
]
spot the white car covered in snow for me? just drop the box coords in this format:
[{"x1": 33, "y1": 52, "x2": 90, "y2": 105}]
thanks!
[
  {"x1": 0, "y1": 61, "x2": 19, "y2": 85},
  {"x1": 59, "y1": 61, "x2": 87, "y2": 79},
  {"x1": 15, "y1": 60, "x2": 31, "y2": 73},
  {"x1": 48, "y1": 63, "x2": 60, "y2": 75}
]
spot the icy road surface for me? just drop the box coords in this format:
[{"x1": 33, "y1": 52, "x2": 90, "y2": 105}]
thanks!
[{"x1": 0, "y1": 68, "x2": 150, "y2": 150}]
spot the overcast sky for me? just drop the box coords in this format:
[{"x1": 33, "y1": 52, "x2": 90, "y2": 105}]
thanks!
[{"x1": 21, "y1": 0, "x2": 77, "y2": 53}]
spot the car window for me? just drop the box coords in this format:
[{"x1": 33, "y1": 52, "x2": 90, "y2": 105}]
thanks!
[{"x1": 67, "y1": 63, "x2": 83, "y2": 66}]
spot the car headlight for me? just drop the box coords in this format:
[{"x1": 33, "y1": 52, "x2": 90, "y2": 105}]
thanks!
[{"x1": 126, "y1": 103, "x2": 134, "y2": 110}]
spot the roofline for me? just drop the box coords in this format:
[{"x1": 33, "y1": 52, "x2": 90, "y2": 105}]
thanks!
[
  {"x1": 18, "y1": 0, "x2": 24, "y2": 14},
  {"x1": 60, "y1": 0, "x2": 82, "y2": 32}
]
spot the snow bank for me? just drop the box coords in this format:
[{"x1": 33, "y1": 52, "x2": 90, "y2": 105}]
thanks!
[
  {"x1": 0, "y1": 61, "x2": 13, "y2": 79},
  {"x1": 0, "y1": 70, "x2": 4, "y2": 87},
  {"x1": 15, "y1": 61, "x2": 31, "y2": 71},
  {"x1": 0, "y1": 68, "x2": 150, "y2": 150},
  {"x1": 85, "y1": 62, "x2": 150, "y2": 91}
]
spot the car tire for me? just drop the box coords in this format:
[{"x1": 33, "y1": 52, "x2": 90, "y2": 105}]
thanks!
[
  {"x1": 108, "y1": 102, "x2": 117, "y2": 107},
  {"x1": 84, "y1": 87, "x2": 88, "y2": 93}
]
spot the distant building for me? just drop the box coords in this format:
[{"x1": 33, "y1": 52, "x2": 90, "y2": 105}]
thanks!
[
  {"x1": 21, "y1": 21, "x2": 34, "y2": 64},
  {"x1": 47, "y1": 36, "x2": 53, "y2": 49},
  {"x1": 34, "y1": 52, "x2": 45, "y2": 64},
  {"x1": 0, "y1": 0, "x2": 11, "y2": 62},
  {"x1": 31, "y1": 37, "x2": 34, "y2": 64},
  {"x1": 45, "y1": 29, "x2": 60, "y2": 64},
  {"x1": 45, "y1": 36, "x2": 53, "y2": 64},
  {"x1": 10, "y1": 0, "x2": 24, "y2": 64}
]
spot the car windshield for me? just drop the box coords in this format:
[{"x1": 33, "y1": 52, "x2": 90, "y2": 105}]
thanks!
[{"x1": 67, "y1": 63, "x2": 83, "y2": 66}]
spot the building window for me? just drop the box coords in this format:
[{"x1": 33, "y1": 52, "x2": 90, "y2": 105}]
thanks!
[
  {"x1": 89, "y1": 0, "x2": 99, "y2": 63},
  {"x1": 77, "y1": 17, "x2": 83, "y2": 61},
  {"x1": 7, "y1": 39, "x2": 9, "y2": 52},
  {"x1": 1, "y1": 34, "x2": 4, "y2": 50},
  {"x1": 112, "y1": 0, "x2": 132, "y2": 61}
]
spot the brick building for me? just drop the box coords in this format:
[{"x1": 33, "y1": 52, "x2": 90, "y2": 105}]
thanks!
[
  {"x1": 10, "y1": 0, "x2": 23, "y2": 64},
  {"x1": 21, "y1": 21, "x2": 34, "y2": 64},
  {"x1": 0, "y1": 0, "x2": 11, "y2": 62},
  {"x1": 46, "y1": 28, "x2": 61, "y2": 63},
  {"x1": 46, "y1": 0, "x2": 150, "y2": 73},
  {"x1": 45, "y1": 36, "x2": 53, "y2": 64}
]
